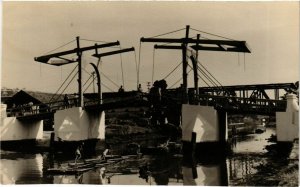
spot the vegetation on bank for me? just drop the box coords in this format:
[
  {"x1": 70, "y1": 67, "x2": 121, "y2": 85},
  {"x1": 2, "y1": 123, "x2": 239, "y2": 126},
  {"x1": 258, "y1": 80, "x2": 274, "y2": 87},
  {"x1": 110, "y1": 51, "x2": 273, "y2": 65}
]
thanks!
[
  {"x1": 105, "y1": 107, "x2": 181, "y2": 144},
  {"x1": 234, "y1": 139, "x2": 299, "y2": 186}
]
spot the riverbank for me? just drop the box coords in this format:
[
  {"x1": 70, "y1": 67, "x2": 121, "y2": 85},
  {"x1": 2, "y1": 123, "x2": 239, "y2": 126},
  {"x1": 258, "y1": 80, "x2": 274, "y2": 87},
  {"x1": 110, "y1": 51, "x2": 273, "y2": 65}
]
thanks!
[
  {"x1": 278, "y1": 139, "x2": 298, "y2": 186},
  {"x1": 237, "y1": 139, "x2": 299, "y2": 186}
]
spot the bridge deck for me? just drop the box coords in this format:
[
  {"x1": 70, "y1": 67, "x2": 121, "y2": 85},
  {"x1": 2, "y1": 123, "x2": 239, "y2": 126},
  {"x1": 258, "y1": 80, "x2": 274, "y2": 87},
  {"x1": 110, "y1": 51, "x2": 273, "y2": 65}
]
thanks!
[{"x1": 6, "y1": 84, "x2": 291, "y2": 121}]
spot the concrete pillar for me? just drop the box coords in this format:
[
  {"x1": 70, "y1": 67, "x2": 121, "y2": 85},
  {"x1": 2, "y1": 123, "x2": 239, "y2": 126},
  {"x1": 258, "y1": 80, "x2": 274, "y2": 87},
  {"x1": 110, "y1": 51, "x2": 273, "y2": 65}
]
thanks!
[
  {"x1": 1, "y1": 104, "x2": 7, "y2": 118},
  {"x1": 181, "y1": 104, "x2": 228, "y2": 156},
  {"x1": 54, "y1": 107, "x2": 105, "y2": 141},
  {"x1": 276, "y1": 94, "x2": 299, "y2": 142}
]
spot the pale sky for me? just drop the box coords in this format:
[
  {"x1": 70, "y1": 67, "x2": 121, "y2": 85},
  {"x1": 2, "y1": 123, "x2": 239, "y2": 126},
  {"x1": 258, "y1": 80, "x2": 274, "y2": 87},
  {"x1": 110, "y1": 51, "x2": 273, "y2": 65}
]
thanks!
[{"x1": 1, "y1": 1, "x2": 299, "y2": 94}]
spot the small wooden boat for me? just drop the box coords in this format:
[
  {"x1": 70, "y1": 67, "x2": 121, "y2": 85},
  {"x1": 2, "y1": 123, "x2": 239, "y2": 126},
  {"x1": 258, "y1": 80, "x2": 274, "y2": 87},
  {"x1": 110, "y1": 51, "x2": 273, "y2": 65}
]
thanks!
[
  {"x1": 95, "y1": 162, "x2": 111, "y2": 167},
  {"x1": 255, "y1": 125, "x2": 266, "y2": 134},
  {"x1": 68, "y1": 162, "x2": 95, "y2": 168},
  {"x1": 68, "y1": 157, "x2": 107, "y2": 166},
  {"x1": 121, "y1": 154, "x2": 142, "y2": 159},
  {"x1": 106, "y1": 158, "x2": 124, "y2": 163},
  {"x1": 46, "y1": 167, "x2": 93, "y2": 175},
  {"x1": 104, "y1": 154, "x2": 121, "y2": 159}
]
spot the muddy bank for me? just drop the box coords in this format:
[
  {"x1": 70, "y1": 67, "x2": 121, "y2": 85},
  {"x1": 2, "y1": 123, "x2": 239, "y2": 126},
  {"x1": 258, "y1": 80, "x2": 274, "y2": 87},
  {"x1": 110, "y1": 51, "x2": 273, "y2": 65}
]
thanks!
[
  {"x1": 232, "y1": 140, "x2": 298, "y2": 186},
  {"x1": 105, "y1": 107, "x2": 181, "y2": 145}
]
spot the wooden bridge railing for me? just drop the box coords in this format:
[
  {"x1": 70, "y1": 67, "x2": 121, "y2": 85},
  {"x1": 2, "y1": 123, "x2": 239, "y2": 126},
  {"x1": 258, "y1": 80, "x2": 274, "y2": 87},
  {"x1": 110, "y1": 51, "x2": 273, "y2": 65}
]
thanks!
[
  {"x1": 6, "y1": 98, "x2": 79, "y2": 118},
  {"x1": 163, "y1": 92, "x2": 287, "y2": 113},
  {"x1": 6, "y1": 91, "x2": 287, "y2": 118},
  {"x1": 192, "y1": 94, "x2": 287, "y2": 113}
]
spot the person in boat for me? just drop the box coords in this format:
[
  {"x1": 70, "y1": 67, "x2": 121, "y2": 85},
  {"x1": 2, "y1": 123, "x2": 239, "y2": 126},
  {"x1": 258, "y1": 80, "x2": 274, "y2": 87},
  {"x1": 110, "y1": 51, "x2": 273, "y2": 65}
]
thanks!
[
  {"x1": 98, "y1": 148, "x2": 109, "y2": 161},
  {"x1": 75, "y1": 142, "x2": 84, "y2": 165},
  {"x1": 159, "y1": 138, "x2": 170, "y2": 152}
]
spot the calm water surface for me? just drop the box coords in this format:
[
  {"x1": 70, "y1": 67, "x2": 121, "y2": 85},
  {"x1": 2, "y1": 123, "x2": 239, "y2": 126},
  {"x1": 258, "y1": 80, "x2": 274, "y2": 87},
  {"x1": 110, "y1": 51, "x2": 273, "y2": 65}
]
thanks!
[{"x1": 0, "y1": 128, "x2": 277, "y2": 185}]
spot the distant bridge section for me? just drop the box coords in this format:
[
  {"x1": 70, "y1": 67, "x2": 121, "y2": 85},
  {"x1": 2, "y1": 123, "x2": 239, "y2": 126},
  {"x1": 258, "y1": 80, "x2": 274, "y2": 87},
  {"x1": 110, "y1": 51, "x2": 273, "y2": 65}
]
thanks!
[
  {"x1": 197, "y1": 82, "x2": 298, "y2": 100},
  {"x1": 164, "y1": 82, "x2": 298, "y2": 115}
]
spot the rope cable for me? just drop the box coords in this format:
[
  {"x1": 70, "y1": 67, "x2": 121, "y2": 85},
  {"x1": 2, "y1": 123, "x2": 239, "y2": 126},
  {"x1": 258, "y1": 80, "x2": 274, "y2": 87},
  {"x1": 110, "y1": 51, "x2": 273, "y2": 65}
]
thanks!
[
  {"x1": 186, "y1": 48, "x2": 223, "y2": 86},
  {"x1": 101, "y1": 82, "x2": 114, "y2": 92},
  {"x1": 149, "y1": 27, "x2": 186, "y2": 38},
  {"x1": 190, "y1": 27, "x2": 236, "y2": 41},
  {"x1": 196, "y1": 64, "x2": 219, "y2": 87},
  {"x1": 43, "y1": 39, "x2": 76, "y2": 55},
  {"x1": 54, "y1": 71, "x2": 78, "y2": 102},
  {"x1": 119, "y1": 46, "x2": 125, "y2": 89},
  {"x1": 60, "y1": 66, "x2": 62, "y2": 81},
  {"x1": 198, "y1": 74, "x2": 211, "y2": 87},
  {"x1": 82, "y1": 67, "x2": 92, "y2": 76},
  {"x1": 49, "y1": 64, "x2": 78, "y2": 102},
  {"x1": 162, "y1": 61, "x2": 182, "y2": 80},
  {"x1": 197, "y1": 59, "x2": 223, "y2": 86},
  {"x1": 186, "y1": 53, "x2": 220, "y2": 87},
  {"x1": 84, "y1": 78, "x2": 94, "y2": 93},
  {"x1": 169, "y1": 78, "x2": 183, "y2": 89},
  {"x1": 80, "y1": 38, "x2": 119, "y2": 49},
  {"x1": 169, "y1": 68, "x2": 193, "y2": 89},
  {"x1": 40, "y1": 63, "x2": 42, "y2": 77},
  {"x1": 187, "y1": 62, "x2": 218, "y2": 87},
  {"x1": 100, "y1": 72, "x2": 119, "y2": 88},
  {"x1": 80, "y1": 38, "x2": 108, "y2": 43},
  {"x1": 83, "y1": 74, "x2": 93, "y2": 87},
  {"x1": 137, "y1": 42, "x2": 142, "y2": 88},
  {"x1": 133, "y1": 50, "x2": 139, "y2": 88},
  {"x1": 152, "y1": 49, "x2": 155, "y2": 85},
  {"x1": 197, "y1": 65, "x2": 219, "y2": 87},
  {"x1": 244, "y1": 53, "x2": 246, "y2": 72}
]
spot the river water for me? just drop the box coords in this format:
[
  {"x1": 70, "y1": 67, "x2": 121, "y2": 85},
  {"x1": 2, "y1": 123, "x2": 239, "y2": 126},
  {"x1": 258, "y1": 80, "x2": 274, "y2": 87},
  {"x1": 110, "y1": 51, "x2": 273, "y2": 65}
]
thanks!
[{"x1": 0, "y1": 127, "x2": 282, "y2": 185}]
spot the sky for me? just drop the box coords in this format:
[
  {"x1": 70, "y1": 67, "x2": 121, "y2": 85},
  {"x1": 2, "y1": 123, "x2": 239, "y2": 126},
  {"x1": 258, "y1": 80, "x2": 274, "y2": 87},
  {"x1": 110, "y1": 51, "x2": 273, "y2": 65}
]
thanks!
[{"x1": 1, "y1": 1, "x2": 299, "y2": 94}]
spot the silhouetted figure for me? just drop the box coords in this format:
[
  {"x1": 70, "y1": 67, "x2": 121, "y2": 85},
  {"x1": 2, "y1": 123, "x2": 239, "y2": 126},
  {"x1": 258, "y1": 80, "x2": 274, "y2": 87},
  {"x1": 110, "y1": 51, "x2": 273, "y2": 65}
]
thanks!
[
  {"x1": 75, "y1": 142, "x2": 84, "y2": 165},
  {"x1": 138, "y1": 84, "x2": 143, "y2": 92},
  {"x1": 99, "y1": 148, "x2": 109, "y2": 160},
  {"x1": 148, "y1": 79, "x2": 170, "y2": 126},
  {"x1": 64, "y1": 94, "x2": 69, "y2": 108},
  {"x1": 118, "y1": 85, "x2": 124, "y2": 93}
]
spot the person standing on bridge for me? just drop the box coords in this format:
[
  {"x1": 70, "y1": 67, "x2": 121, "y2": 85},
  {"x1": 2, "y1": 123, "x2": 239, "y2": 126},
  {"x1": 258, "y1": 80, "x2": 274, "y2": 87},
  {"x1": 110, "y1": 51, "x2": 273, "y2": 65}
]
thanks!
[
  {"x1": 64, "y1": 94, "x2": 69, "y2": 109},
  {"x1": 118, "y1": 85, "x2": 124, "y2": 93},
  {"x1": 138, "y1": 84, "x2": 143, "y2": 93}
]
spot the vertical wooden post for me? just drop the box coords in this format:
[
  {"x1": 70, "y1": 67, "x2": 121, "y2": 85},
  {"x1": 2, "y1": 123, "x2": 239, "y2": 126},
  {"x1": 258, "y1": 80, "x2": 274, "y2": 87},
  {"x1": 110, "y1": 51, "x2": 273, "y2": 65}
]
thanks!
[
  {"x1": 76, "y1": 36, "x2": 83, "y2": 107},
  {"x1": 218, "y1": 109, "x2": 228, "y2": 151},
  {"x1": 182, "y1": 25, "x2": 190, "y2": 104},
  {"x1": 195, "y1": 34, "x2": 200, "y2": 97}
]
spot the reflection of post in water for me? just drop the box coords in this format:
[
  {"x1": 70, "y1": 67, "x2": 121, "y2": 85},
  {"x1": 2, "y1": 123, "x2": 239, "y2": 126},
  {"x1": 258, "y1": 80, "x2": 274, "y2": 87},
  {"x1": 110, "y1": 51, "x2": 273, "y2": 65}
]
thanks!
[
  {"x1": 96, "y1": 167, "x2": 107, "y2": 184},
  {"x1": 138, "y1": 157, "x2": 183, "y2": 185},
  {"x1": 75, "y1": 173, "x2": 83, "y2": 184},
  {"x1": 182, "y1": 156, "x2": 228, "y2": 186},
  {"x1": 228, "y1": 156, "x2": 255, "y2": 181},
  {"x1": 42, "y1": 152, "x2": 54, "y2": 184}
]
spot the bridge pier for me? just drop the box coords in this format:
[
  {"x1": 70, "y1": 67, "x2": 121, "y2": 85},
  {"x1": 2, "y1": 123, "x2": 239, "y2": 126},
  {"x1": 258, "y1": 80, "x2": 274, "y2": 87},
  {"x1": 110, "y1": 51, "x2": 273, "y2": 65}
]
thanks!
[
  {"x1": 0, "y1": 104, "x2": 43, "y2": 150},
  {"x1": 181, "y1": 104, "x2": 228, "y2": 158},
  {"x1": 276, "y1": 94, "x2": 299, "y2": 142},
  {"x1": 53, "y1": 107, "x2": 105, "y2": 154}
]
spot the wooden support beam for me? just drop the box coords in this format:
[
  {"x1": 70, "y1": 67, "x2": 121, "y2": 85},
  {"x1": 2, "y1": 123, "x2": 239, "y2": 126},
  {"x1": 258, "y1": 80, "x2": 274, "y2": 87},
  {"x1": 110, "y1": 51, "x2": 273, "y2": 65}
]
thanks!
[{"x1": 34, "y1": 41, "x2": 120, "y2": 64}]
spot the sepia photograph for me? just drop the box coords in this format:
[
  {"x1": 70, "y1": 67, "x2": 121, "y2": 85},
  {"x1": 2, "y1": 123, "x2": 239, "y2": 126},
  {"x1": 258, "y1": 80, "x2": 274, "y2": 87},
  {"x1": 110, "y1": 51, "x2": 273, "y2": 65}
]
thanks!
[{"x1": 1, "y1": 1, "x2": 299, "y2": 186}]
